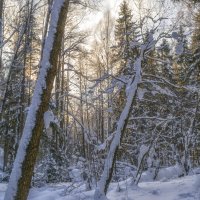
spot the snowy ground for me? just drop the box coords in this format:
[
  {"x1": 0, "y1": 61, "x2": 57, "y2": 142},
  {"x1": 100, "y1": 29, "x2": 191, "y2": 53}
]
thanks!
[{"x1": 0, "y1": 174, "x2": 199, "y2": 200}]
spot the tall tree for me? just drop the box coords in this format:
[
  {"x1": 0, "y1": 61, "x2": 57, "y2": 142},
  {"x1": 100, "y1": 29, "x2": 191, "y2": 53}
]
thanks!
[
  {"x1": 4, "y1": 1, "x2": 70, "y2": 200},
  {"x1": 1, "y1": 0, "x2": 39, "y2": 173},
  {"x1": 190, "y1": 10, "x2": 200, "y2": 86},
  {"x1": 113, "y1": 1, "x2": 138, "y2": 120},
  {"x1": 114, "y1": 0, "x2": 136, "y2": 74},
  {"x1": 94, "y1": 28, "x2": 156, "y2": 199},
  {"x1": 0, "y1": 0, "x2": 3, "y2": 69}
]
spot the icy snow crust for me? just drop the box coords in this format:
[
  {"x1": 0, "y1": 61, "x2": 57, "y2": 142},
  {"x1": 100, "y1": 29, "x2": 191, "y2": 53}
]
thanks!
[
  {"x1": 0, "y1": 174, "x2": 198, "y2": 200},
  {"x1": 4, "y1": 1, "x2": 65, "y2": 200}
]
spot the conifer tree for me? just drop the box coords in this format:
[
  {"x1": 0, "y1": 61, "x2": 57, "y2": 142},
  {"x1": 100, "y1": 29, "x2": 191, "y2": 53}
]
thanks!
[
  {"x1": 157, "y1": 39, "x2": 173, "y2": 80},
  {"x1": 190, "y1": 11, "x2": 200, "y2": 86},
  {"x1": 114, "y1": 0, "x2": 137, "y2": 74},
  {"x1": 112, "y1": 1, "x2": 138, "y2": 121}
]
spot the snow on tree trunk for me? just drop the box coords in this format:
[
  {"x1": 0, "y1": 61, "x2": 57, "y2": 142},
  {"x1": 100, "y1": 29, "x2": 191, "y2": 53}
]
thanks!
[
  {"x1": 4, "y1": 1, "x2": 69, "y2": 200},
  {"x1": 94, "y1": 49, "x2": 144, "y2": 200}
]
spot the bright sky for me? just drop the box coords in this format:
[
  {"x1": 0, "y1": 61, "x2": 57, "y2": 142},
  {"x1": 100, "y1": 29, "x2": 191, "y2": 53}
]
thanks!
[
  {"x1": 82, "y1": 0, "x2": 182, "y2": 28},
  {"x1": 80, "y1": 0, "x2": 192, "y2": 43},
  {"x1": 80, "y1": 0, "x2": 122, "y2": 31}
]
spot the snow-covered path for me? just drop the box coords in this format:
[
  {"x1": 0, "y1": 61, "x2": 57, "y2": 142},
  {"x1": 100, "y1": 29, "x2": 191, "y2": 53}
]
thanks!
[{"x1": 0, "y1": 175, "x2": 198, "y2": 200}]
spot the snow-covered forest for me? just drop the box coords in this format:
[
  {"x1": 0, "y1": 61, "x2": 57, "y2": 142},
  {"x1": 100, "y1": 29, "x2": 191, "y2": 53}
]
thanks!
[{"x1": 1, "y1": 0, "x2": 200, "y2": 199}]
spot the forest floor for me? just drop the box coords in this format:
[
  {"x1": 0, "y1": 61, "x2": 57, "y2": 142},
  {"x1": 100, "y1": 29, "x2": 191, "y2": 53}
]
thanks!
[
  {"x1": 0, "y1": 148, "x2": 198, "y2": 200},
  {"x1": 0, "y1": 174, "x2": 199, "y2": 200}
]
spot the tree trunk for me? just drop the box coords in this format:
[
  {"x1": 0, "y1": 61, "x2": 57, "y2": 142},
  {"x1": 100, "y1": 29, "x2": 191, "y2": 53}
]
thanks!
[
  {"x1": 4, "y1": 1, "x2": 69, "y2": 200},
  {"x1": 79, "y1": 57, "x2": 86, "y2": 158},
  {"x1": 94, "y1": 54, "x2": 143, "y2": 200},
  {"x1": 0, "y1": 0, "x2": 3, "y2": 69}
]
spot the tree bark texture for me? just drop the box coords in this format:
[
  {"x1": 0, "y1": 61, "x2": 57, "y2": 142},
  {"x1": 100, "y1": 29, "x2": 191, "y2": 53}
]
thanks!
[{"x1": 4, "y1": 1, "x2": 70, "y2": 200}]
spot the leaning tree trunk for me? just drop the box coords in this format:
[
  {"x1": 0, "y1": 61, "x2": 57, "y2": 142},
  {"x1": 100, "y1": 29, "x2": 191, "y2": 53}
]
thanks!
[
  {"x1": 4, "y1": 1, "x2": 69, "y2": 200},
  {"x1": 94, "y1": 51, "x2": 143, "y2": 200}
]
